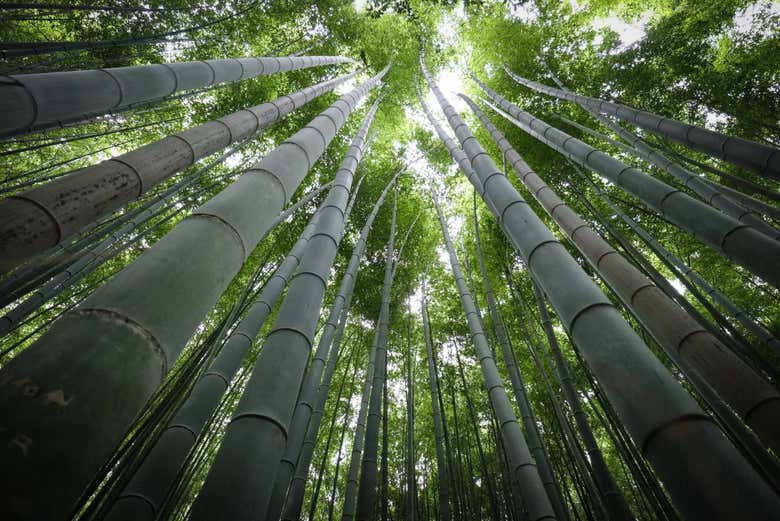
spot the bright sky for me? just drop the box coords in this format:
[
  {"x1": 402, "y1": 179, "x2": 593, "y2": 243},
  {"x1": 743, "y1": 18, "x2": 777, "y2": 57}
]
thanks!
[{"x1": 591, "y1": 13, "x2": 650, "y2": 49}]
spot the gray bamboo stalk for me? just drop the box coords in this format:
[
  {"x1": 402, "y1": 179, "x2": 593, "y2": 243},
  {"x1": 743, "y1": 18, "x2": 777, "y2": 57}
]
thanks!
[
  {"x1": 0, "y1": 141, "x2": 251, "y2": 304},
  {"x1": 430, "y1": 347, "x2": 461, "y2": 520},
  {"x1": 266, "y1": 98, "x2": 379, "y2": 519},
  {"x1": 421, "y1": 57, "x2": 780, "y2": 520},
  {"x1": 308, "y1": 342, "x2": 358, "y2": 521},
  {"x1": 405, "y1": 298, "x2": 417, "y2": 521},
  {"x1": 709, "y1": 181, "x2": 780, "y2": 222},
  {"x1": 500, "y1": 260, "x2": 613, "y2": 521},
  {"x1": 473, "y1": 78, "x2": 780, "y2": 290},
  {"x1": 657, "y1": 143, "x2": 780, "y2": 206},
  {"x1": 422, "y1": 288, "x2": 452, "y2": 521},
  {"x1": 0, "y1": 179, "x2": 333, "y2": 339},
  {"x1": 431, "y1": 190, "x2": 557, "y2": 521},
  {"x1": 555, "y1": 113, "x2": 780, "y2": 237},
  {"x1": 573, "y1": 165, "x2": 780, "y2": 354},
  {"x1": 103, "y1": 200, "x2": 325, "y2": 521},
  {"x1": 187, "y1": 92, "x2": 382, "y2": 520},
  {"x1": 0, "y1": 66, "x2": 387, "y2": 521},
  {"x1": 566, "y1": 180, "x2": 780, "y2": 489},
  {"x1": 0, "y1": 70, "x2": 360, "y2": 272},
  {"x1": 353, "y1": 187, "x2": 399, "y2": 521},
  {"x1": 503, "y1": 66, "x2": 780, "y2": 181},
  {"x1": 454, "y1": 347, "x2": 501, "y2": 521},
  {"x1": 472, "y1": 194, "x2": 571, "y2": 521},
  {"x1": 464, "y1": 94, "x2": 780, "y2": 455},
  {"x1": 281, "y1": 167, "x2": 406, "y2": 521},
  {"x1": 340, "y1": 187, "x2": 398, "y2": 521},
  {"x1": 0, "y1": 55, "x2": 355, "y2": 137},
  {"x1": 264, "y1": 99, "x2": 378, "y2": 521},
  {"x1": 530, "y1": 278, "x2": 635, "y2": 521},
  {"x1": 381, "y1": 370, "x2": 389, "y2": 521},
  {"x1": 328, "y1": 341, "x2": 360, "y2": 521}
]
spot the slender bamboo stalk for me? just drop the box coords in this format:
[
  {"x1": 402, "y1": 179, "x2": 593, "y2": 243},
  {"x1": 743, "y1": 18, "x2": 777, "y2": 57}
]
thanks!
[
  {"x1": 308, "y1": 342, "x2": 358, "y2": 521},
  {"x1": 0, "y1": 66, "x2": 387, "y2": 521},
  {"x1": 503, "y1": 67, "x2": 780, "y2": 181},
  {"x1": 261, "y1": 99, "x2": 378, "y2": 520},
  {"x1": 354, "y1": 187, "x2": 399, "y2": 521},
  {"x1": 405, "y1": 297, "x2": 417, "y2": 521},
  {"x1": 472, "y1": 77, "x2": 780, "y2": 289},
  {"x1": 422, "y1": 288, "x2": 452, "y2": 521},
  {"x1": 0, "y1": 70, "x2": 359, "y2": 272},
  {"x1": 553, "y1": 112, "x2": 780, "y2": 238},
  {"x1": 432, "y1": 189, "x2": 557, "y2": 521},
  {"x1": 327, "y1": 345, "x2": 359, "y2": 521},
  {"x1": 381, "y1": 370, "x2": 390, "y2": 521},
  {"x1": 280, "y1": 166, "x2": 406, "y2": 521},
  {"x1": 454, "y1": 346, "x2": 501, "y2": 520}
]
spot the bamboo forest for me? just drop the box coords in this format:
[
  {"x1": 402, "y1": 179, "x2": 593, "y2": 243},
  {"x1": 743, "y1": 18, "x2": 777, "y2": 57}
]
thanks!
[{"x1": 1, "y1": 0, "x2": 780, "y2": 520}]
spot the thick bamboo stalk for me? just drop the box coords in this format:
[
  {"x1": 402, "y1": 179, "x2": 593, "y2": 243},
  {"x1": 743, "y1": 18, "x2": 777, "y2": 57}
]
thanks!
[
  {"x1": 573, "y1": 165, "x2": 780, "y2": 355},
  {"x1": 464, "y1": 95, "x2": 780, "y2": 456},
  {"x1": 354, "y1": 187, "x2": 398, "y2": 521},
  {"x1": 422, "y1": 290, "x2": 452, "y2": 521},
  {"x1": 529, "y1": 278, "x2": 634, "y2": 521},
  {"x1": 266, "y1": 99, "x2": 379, "y2": 519},
  {"x1": 264, "y1": 101, "x2": 378, "y2": 520},
  {"x1": 554, "y1": 113, "x2": 780, "y2": 238},
  {"x1": 503, "y1": 67, "x2": 780, "y2": 181},
  {"x1": 282, "y1": 166, "x2": 404, "y2": 521},
  {"x1": 421, "y1": 58, "x2": 780, "y2": 519},
  {"x1": 472, "y1": 193, "x2": 571, "y2": 521},
  {"x1": 473, "y1": 78, "x2": 780, "y2": 290},
  {"x1": 0, "y1": 70, "x2": 359, "y2": 272},
  {"x1": 188, "y1": 94, "x2": 381, "y2": 520},
  {"x1": 103, "y1": 202, "x2": 324, "y2": 521},
  {"x1": 1, "y1": 54, "x2": 355, "y2": 137},
  {"x1": 0, "y1": 66, "x2": 387, "y2": 521},
  {"x1": 432, "y1": 189, "x2": 557, "y2": 521}
]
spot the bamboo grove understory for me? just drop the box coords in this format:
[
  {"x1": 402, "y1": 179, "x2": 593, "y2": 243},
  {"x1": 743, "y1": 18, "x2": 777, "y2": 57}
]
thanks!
[{"x1": 0, "y1": 1, "x2": 779, "y2": 520}]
